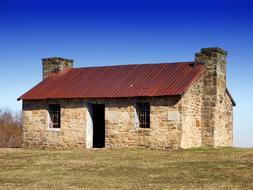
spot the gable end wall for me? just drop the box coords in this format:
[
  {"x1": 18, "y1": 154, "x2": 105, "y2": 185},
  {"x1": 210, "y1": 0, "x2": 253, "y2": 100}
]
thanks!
[
  {"x1": 179, "y1": 73, "x2": 233, "y2": 148},
  {"x1": 180, "y1": 74, "x2": 204, "y2": 148},
  {"x1": 213, "y1": 92, "x2": 233, "y2": 146}
]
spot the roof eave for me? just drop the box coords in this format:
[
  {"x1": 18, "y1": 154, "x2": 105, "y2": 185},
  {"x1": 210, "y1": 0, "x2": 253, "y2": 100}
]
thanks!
[{"x1": 226, "y1": 88, "x2": 236, "y2": 106}]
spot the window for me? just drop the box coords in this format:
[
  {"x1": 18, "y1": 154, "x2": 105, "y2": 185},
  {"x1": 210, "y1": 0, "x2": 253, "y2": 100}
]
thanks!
[
  {"x1": 136, "y1": 102, "x2": 150, "y2": 128},
  {"x1": 48, "y1": 104, "x2": 61, "y2": 128}
]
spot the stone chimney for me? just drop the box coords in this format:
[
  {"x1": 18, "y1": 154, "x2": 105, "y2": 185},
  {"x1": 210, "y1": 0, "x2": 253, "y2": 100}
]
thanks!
[
  {"x1": 195, "y1": 47, "x2": 228, "y2": 146},
  {"x1": 42, "y1": 57, "x2": 73, "y2": 80}
]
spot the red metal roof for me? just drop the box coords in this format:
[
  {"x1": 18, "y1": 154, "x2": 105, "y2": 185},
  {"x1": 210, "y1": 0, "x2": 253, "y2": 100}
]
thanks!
[{"x1": 18, "y1": 62, "x2": 205, "y2": 100}]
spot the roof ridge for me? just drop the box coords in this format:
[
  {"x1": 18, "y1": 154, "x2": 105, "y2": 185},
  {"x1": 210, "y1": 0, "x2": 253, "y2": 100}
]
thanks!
[
  {"x1": 18, "y1": 61, "x2": 204, "y2": 100},
  {"x1": 73, "y1": 61, "x2": 195, "y2": 70}
]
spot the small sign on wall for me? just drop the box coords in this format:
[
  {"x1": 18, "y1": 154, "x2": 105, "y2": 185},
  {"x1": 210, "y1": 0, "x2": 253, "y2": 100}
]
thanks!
[{"x1": 167, "y1": 111, "x2": 179, "y2": 121}]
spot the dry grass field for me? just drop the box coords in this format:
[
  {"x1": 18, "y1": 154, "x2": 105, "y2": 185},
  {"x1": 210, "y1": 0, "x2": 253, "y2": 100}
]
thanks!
[{"x1": 0, "y1": 147, "x2": 252, "y2": 190}]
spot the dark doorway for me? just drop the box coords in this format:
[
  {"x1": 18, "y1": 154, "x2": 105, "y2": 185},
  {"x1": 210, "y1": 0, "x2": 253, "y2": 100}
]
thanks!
[{"x1": 92, "y1": 104, "x2": 105, "y2": 148}]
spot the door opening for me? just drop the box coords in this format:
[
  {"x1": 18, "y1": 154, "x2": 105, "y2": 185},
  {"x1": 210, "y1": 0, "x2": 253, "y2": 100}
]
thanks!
[{"x1": 92, "y1": 104, "x2": 105, "y2": 148}]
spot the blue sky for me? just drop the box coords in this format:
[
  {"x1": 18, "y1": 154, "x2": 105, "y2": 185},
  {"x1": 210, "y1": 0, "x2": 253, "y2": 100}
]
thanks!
[{"x1": 0, "y1": 0, "x2": 252, "y2": 147}]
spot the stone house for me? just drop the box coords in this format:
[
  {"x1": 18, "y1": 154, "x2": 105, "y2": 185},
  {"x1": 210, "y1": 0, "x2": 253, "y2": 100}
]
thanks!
[{"x1": 18, "y1": 47, "x2": 236, "y2": 150}]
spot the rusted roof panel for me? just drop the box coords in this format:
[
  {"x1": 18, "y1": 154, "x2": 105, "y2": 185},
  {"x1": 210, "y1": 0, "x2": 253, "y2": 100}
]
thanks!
[{"x1": 18, "y1": 62, "x2": 205, "y2": 100}]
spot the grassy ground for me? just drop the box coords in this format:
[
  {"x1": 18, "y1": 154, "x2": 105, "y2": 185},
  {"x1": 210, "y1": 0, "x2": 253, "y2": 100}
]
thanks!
[{"x1": 0, "y1": 148, "x2": 252, "y2": 190}]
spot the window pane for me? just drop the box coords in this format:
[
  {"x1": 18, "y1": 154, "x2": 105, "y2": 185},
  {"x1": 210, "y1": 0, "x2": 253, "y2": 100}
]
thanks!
[
  {"x1": 48, "y1": 104, "x2": 61, "y2": 128},
  {"x1": 136, "y1": 103, "x2": 150, "y2": 128}
]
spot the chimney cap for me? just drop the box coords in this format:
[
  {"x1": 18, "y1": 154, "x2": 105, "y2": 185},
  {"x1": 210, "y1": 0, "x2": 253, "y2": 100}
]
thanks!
[
  {"x1": 42, "y1": 57, "x2": 73, "y2": 63},
  {"x1": 200, "y1": 47, "x2": 228, "y2": 55}
]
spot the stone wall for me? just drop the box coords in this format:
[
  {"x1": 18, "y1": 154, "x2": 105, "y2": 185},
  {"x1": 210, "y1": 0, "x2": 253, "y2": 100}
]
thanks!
[
  {"x1": 180, "y1": 75, "x2": 204, "y2": 148},
  {"x1": 105, "y1": 97, "x2": 181, "y2": 150},
  {"x1": 213, "y1": 92, "x2": 233, "y2": 147},
  {"x1": 22, "y1": 97, "x2": 183, "y2": 150},
  {"x1": 22, "y1": 99, "x2": 86, "y2": 149}
]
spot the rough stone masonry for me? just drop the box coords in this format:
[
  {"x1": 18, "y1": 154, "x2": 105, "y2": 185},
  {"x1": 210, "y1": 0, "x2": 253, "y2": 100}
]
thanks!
[{"x1": 21, "y1": 47, "x2": 235, "y2": 150}]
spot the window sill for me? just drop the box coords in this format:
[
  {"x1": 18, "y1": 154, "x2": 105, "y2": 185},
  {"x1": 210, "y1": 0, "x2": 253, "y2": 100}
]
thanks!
[
  {"x1": 135, "y1": 127, "x2": 151, "y2": 130},
  {"x1": 46, "y1": 128, "x2": 61, "y2": 132}
]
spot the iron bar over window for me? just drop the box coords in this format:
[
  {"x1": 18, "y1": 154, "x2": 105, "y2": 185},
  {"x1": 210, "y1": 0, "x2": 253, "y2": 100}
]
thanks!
[
  {"x1": 136, "y1": 102, "x2": 150, "y2": 128},
  {"x1": 48, "y1": 104, "x2": 61, "y2": 128}
]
